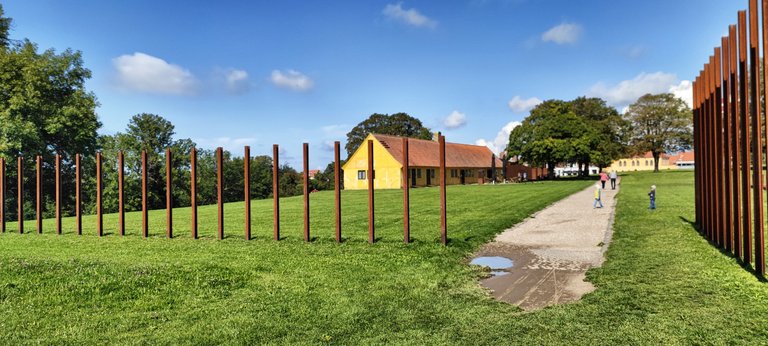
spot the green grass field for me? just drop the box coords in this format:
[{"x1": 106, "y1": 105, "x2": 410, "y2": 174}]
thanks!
[{"x1": 1, "y1": 172, "x2": 767, "y2": 344}]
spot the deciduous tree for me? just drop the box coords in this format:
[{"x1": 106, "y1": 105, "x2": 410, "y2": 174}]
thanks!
[
  {"x1": 624, "y1": 93, "x2": 692, "y2": 172},
  {"x1": 345, "y1": 113, "x2": 431, "y2": 156}
]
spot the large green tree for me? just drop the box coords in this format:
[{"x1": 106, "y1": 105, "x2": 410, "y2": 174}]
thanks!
[
  {"x1": 624, "y1": 93, "x2": 693, "y2": 172},
  {"x1": 570, "y1": 97, "x2": 628, "y2": 175},
  {"x1": 0, "y1": 6, "x2": 100, "y2": 220},
  {"x1": 506, "y1": 100, "x2": 591, "y2": 179},
  {"x1": 345, "y1": 113, "x2": 432, "y2": 156}
]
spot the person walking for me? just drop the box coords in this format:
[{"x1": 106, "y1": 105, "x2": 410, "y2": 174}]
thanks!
[
  {"x1": 610, "y1": 170, "x2": 618, "y2": 190},
  {"x1": 593, "y1": 184, "x2": 603, "y2": 209},
  {"x1": 648, "y1": 185, "x2": 656, "y2": 210},
  {"x1": 599, "y1": 171, "x2": 608, "y2": 189}
]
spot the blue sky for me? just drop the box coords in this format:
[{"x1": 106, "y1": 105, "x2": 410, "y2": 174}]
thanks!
[{"x1": 3, "y1": 0, "x2": 744, "y2": 169}]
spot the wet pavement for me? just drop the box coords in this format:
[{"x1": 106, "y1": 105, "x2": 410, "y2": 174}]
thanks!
[{"x1": 471, "y1": 180, "x2": 618, "y2": 311}]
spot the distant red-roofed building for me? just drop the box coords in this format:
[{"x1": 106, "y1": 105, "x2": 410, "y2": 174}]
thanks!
[
  {"x1": 342, "y1": 133, "x2": 503, "y2": 189},
  {"x1": 308, "y1": 169, "x2": 320, "y2": 179},
  {"x1": 607, "y1": 151, "x2": 694, "y2": 172}
]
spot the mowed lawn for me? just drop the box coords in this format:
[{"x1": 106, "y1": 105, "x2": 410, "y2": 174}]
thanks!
[{"x1": 2, "y1": 172, "x2": 768, "y2": 344}]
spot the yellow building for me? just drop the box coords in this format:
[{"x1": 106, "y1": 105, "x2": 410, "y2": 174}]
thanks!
[
  {"x1": 342, "y1": 133, "x2": 503, "y2": 190},
  {"x1": 607, "y1": 151, "x2": 678, "y2": 172}
]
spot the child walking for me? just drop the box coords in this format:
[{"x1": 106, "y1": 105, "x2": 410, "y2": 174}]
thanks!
[
  {"x1": 648, "y1": 185, "x2": 656, "y2": 210},
  {"x1": 593, "y1": 184, "x2": 603, "y2": 208}
]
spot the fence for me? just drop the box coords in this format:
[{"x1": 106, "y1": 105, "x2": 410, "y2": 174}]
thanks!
[
  {"x1": 0, "y1": 136, "x2": 451, "y2": 245},
  {"x1": 693, "y1": 0, "x2": 767, "y2": 277}
]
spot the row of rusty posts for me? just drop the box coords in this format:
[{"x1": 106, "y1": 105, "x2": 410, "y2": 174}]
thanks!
[
  {"x1": 694, "y1": 0, "x2": 766, "y2": 277},
  {"x1": 0, "y1": 136, "x2": 449, "y2": 245}
]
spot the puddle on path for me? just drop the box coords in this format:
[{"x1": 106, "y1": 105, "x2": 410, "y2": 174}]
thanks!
[{"x1": 471, "y1": 256, "x2": 514, "y2": 276}]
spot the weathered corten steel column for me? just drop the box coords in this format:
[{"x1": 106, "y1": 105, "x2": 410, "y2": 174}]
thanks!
[
  {"x1": 749, "y1": 0, "x2": 764, "y2": 270},
  {"x1": 758, "y1": 0, "x2": 768, "y2": 276},
  {"x1": 729, "y1": 25, "x2": 742, "y2": 258},
  {"x1": 96, "y1": 152, "x2": 102, "y2": 237},
  {"x1": 0, "y1": 157, "x2": 4, "y2": 233},
  {"x1": 334, "y1": 141, "x2": 341, "y2": 243},
  {"x1": 244, "y1": 146, "x2": 251, "y2": 240},
  {"x1": 216, "y1": 147, "x2": 224, "y2": 240},
  {"x1": 190, "y1": 147, "x2": 198, "y2": 239},
  {"x1": 439, "y1": 135, "x2": 447, "y2": 245},
  {"x1": 693, "y1": 77, "x2": 700, "y2": 228},
  {"x1": 722, "y1": 37, "x2": 733, "y2": 253},
  {"x1": 55, "y1": 154, "x2": 61, "y2": 235},
  {"x1": 75, "y1": 154, "x2": 81, "y2": 235},
  {"x1": 402, "y1": 137, "x2": 410, "y2": 244},
  {"x1": 303, "y1": 143, "x2": 310, "y2": 242},
  {"x1": 738, "y1": 11, "x2": 752, "y2": 265},
  {"x1": 701, "y1": 65, "x2": 710, "y2": 238},
  {"x1": 704, "y1": 62, "x2": 712, "y2": 240},
  {"x1": 273, "y1": 144, "x2": 280, "y2": 240},
  {"x1": 714, "y1": 47, "x2": 724, "y2": 247},
  {"x1": 141, "y1": 150, "x2": 148, "y2": 238},
  {"x1": 166, "y1": 148, "x2": 172, "y2": 238},
  {"x1": 118, "y1": 151, "x2": 124, "y2": 236},
  {"x1": 36, "y1": 155, "x2": 42, "y2": 234},
  {"x1": 367, "y1": 140, "x2": 375, "y2": 243},
  {"x1": 17, "y1": 156, "x2": 22, "y2": 234}
]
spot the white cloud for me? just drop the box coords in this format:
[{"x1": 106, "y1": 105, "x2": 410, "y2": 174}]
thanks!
[
  {"x1": 542, "y1": 22, "x2": 583, "y2": 44},
  {"x1": 475, "y1": 121, "x2": 522, "y2": 155},
  {"x1": 669, "y1": 80, "x2": 692, "y2": 108},
  {"x1": 507, "y1": 96, "x2": 542, "y2": 112},
  {"x1": 621, "y1": 45, "x2": 646, "y2": 59},
  {"x1": 113, "y1": 52, "x2": 198, "y2": 95},
  {"x1": 382, "y1": 3, "x2": 437, "y2": 28},
  {"x1": 442, "y1": 110, "x2": 467, "y2": 129},
  {"x1": 587, "y1": 72, "x2": 678, "y2": 109},
  {"x1": 225, "y1": 69, "x2": 249, "y2": 94},
  {"x1": 271, "y1": 69, "x2": 314, "y2": 91}
]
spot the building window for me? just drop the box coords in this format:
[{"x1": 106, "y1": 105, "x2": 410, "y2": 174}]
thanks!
[
  {"x1": 430, "y1": 169, "x2": 435, "y2": 179},
  {"x1": 451, "y1": 169, "x2": 457, "y2": 178},
  {"x1": 357, "y1": 170, "x2": 366, "y2": 180},
  {"x1": 417, "y1": 169, "x2": 422, "y2": 178}
]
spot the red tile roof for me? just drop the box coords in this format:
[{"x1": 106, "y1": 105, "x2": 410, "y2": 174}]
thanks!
[
  {"x1": 372, "y1": 134, "x2": 503, "y2": 168},
  {"x1": 669, "y1": 151, "x2": 695, "y2": 164}
]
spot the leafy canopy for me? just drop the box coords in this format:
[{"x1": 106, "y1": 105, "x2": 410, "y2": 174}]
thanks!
[
  {"x1": 345, "y1": 113, "x2": 431, "y2": 156},
  {"x1": 624, "y1": 93, "x2": 692, "y2": 172}
]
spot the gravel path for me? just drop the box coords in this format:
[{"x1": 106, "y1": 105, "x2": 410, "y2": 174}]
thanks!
[{"x1": 473, "y1": 180, "x2": 619, "y2": 310}]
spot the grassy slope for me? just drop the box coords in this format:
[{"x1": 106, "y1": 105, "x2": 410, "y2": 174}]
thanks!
[{"x1": 2, "y1": 172, "x2": 767, "y2": 345}]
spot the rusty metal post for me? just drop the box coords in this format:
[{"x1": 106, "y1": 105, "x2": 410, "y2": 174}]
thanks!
[
  {"x1": 730, "y1": 25, "x2": 742, "y2": 258},
  {"x1": 749, "y1": 0, "x2": 764, "y2": 270},
  {"x1": 402, "y1": 137, "x2": 410, "y2": 244},
  {"x1": 96, "y1": 152, "x2": 102, "y2": 237},
  {"x1": 17, "y1": 156, "x2": 22, "y2": 234},
  {"x1": 244, "y1": 146, "x2": 251, "y2": 240},
  {"x1": 0, "y1": 158, "x2": 4, "y2": 233},
  {"x1": 367, "y1": 140, "x2": 375, "y2": 243},
  {"x1": 141, "y1": 150, "x2": 148, "y2": 238},
  {"x1": 758, "y1": 0, "x2": 768, "y2": 276},
  {"x1": 439, "y1": 135, "x2": 447, "y2": 245},
  {"x1": 303, "y1": 143, "x2": 310, "y2": 242},
  {"x1": 190, "y1": 147, "x2": 198, "y2": 239},
  {"x1": 55, "y1": 154, "x2": 61, "y2": 235},
  {"x1": 738, "y1": 11, "x2": 752, "y2": 264},
  {"x1": 722, "y1": 37, "x2": 733, "y2": 253},
  {"x1": 705, "y1": 62, "x2": 713, "y2": 240},
  {"x1": 216, "y1": 147, "x2": 224, "y2": 240},
  {"x1": 273, "y1": 144, "x2": 280, "y2": 240},
  {"x1": 35, "y1": 155, "x2": 42, "y2": 234},
  {"x1": 166, "y1": 148, "x2": 172, "y2": 238},
  {"x1": 334, "y1": 141, "x2": 341, "y2": 243},
  {"x1": 118, "y1": 151, "x2": 124, "y2": 236},
  {"x1": 75, "y1": 154, "x2": 81, "y2": 235},
  {"x1": 714, "y1": 47, "x2": 724, "y2": 247},
  {"x1": 693, "y1": 77, "x2": 700, "y2": 228}
]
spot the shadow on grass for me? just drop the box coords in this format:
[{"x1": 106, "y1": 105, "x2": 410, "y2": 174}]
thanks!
[{"x1": 679, "y1": 215, "x2": 767, "y2": 282}]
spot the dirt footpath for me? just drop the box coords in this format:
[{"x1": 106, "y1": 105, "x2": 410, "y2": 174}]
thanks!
[{"x1": 474, "y1": 180, "x2": 618, "y2": 311}]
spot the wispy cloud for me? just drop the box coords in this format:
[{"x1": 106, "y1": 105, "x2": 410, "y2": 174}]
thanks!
[
  {"x1": 586, "y1": 72, "x2": 679, "y2": 109},
  {"x1": 476, "y1": 121, "x2": 522, "y2": 156},
  {"x1": 507, "y1": 96, "x2": 542, "y2": 112},
  {"x1": 271, "y1": 69, "x2": 314, "y2": 91},
  {"x1": 442, "y1": 110, "x2": 467, "y2": 129},
  {"x1": 112, "y1": 52, "x2": 198, "y2": 95},
  {"x1": 224, "y1": 69, "x2": 249, "y2": 94},
  {"x1": 542, "y1": 22, "x2": 583, "y2": 45},
  {"x1": 669, "y1": 80, "x2": 692, "y2": 109},
  {"x1": 382, "y1": 3, "x2": 437, "y2": 29}
]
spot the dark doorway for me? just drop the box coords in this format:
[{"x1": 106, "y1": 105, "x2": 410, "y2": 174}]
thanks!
[
  {"x1": 410, "y1": 168, "x2": 417, "y2": 187},
  {"x1": 460, "y1": 170, "x2": 465, "y2": 184},
  {"x1": 426, "y1": 169, "x2": 432, "y2": 186}
]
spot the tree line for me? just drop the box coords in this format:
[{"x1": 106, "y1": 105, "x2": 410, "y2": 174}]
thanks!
[{"x1": 506, "y1": 95, "x2": 692, "y2": 177}]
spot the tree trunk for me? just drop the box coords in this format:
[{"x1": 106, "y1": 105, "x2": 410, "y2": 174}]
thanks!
[
  {"x1": 653, "y1": 152, "x2": 660, "y2": 172},
  {"x1": 547, "y1": 162, "x2": 556, "y2": 179}
]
